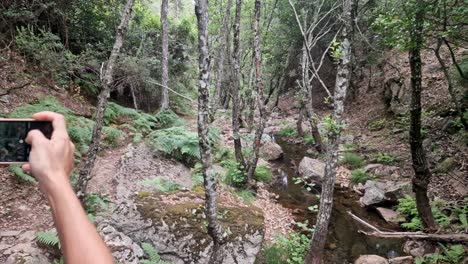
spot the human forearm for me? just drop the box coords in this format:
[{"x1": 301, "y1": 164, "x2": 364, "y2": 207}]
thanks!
[{"x1": 47, "y1": 179, "x2": 114, "y2": 264}]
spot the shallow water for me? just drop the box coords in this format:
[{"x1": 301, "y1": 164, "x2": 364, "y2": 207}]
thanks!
[{"x1": 268, "y1": 136, "x2": 405, "y2": 263}]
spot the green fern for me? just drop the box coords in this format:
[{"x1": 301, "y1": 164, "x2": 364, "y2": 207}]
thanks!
[
  {"x1": 149, "y1": 127, "x2": 200, "y2": 164},
  {"x1": 36, "y1": 231, "x2": 60, "y2": 249},
  {"x1": 9, "y1": 164, "x2": 36, "y2": 184},
  {"x1": 139, "y1": 177, "x2": 180, "y2": 193},
  {"x1": 140, "y1": 243, "x2": 167, "y2": 264},
  {"x1": 154, "y1": 110, "x2": 185, "y2": 129}
]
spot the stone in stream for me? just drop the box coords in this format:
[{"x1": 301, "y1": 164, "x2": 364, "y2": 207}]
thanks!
[
  {"x1": 376, "y1": 207, "x2": 401, "y2": 223},
  {"x1": 359, "y1": 180, "x2": 411, "y2": 207},
  {"x1": 297, "y1": 157, "x2": 325, "y2": 183},
  {"x1": 259, "y1": 141, "x2": 283, "y2": 161},
  {"x1": 354, "y1": 254, "x2": 389, "y2": 264}
]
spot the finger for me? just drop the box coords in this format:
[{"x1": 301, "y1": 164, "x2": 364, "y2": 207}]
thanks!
[
  {"x1": 32, "y1": 111, "x2": 69, "y2": 139},
  {"x1": 22, "y1": 163, "x2": 31, "y2": 173},
  {"x1": 25, "y1": 129, "x2": 48, "y2": 145}
]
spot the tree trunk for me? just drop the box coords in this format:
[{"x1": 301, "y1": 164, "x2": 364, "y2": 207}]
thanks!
[
  {"x1": 297, "y1": 105, "x2": 305, "y2": 138},
  {"x1": 434, "y1": 39, "x2": 467, "y2": 130},
  {"x1": 159, "y1": 0, "x2": 170, "y2": 111},
  {"x1": 408, "y1": 0, "x2": 438, "y2": 231},
  {"x1": 305, "y1": 0, "x2": 354, "y2": 262},
  {"x1": 77, "y1": 0, "x2": 135, "y2": 200},
  {"x1": 231, "y1": 0, "x2": 246, "y2": 169},
  {"x1": 246, "y1": 0, "x2": 266, "y2": 184},
  {"x1": 212, "y1": 0, "x2": 233, "y2": 115},
  {"x1": 195, "y1": 0, "x2": 225, "y2": 262}
]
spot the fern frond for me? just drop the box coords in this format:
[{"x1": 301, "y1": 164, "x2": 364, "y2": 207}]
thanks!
[
  {"x1": 36, "y1": 231, "x2": 60, "y2": 249},
  {"x1": 10, "y1": 165, "x2": 36, "y2": 184}
]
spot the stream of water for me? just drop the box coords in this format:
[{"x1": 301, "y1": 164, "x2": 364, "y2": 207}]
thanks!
[{"x1": 268, "y1": 136, "x2": 405, "y2": 263}]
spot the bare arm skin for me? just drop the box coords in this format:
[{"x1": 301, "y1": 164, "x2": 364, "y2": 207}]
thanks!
[{"x1": 22, "y1": 111, "x2": 114, "y2": 264}]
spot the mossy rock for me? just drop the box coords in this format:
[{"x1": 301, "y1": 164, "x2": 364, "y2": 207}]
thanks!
[{"x1": 134, "y1": 191, "x2": 265, "y2": 264}]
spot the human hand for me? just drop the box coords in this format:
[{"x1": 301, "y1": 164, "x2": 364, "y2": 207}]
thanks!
[{"x1": 22, "y1": 112, "x2": 75, "y2": 196}]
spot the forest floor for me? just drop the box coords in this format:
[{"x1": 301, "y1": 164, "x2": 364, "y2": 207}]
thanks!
[{"x1": 0, "y1": 48, "x2": 467, "y2": 263}]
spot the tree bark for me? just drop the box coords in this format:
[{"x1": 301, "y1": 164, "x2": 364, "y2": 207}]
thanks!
[
  {"x1": 305, "y1": 0, "x2": 354, "y2": 262},
  {"x1": 231, "y1": 0, "x2": 246, "y2": 169},
  {"x1": 245, "y1": 0, "x2": 266, "y2": 184},
  {"x1": 77, "y1": 0, "x2": 135, "y2": 200},
  {"x1": 195, "y1": 0, "x2": 225, "y2": 262},
  {"x1": 160, "y1": 0, "x2": 170, "y2": 110},
  {"x1": 434, "y1": 38, "x2": 467, "y2": 130},
  {"x1": 408, "y1": 0, "x2": 438, "y2": 231},
  {"x1": 212, "y1": 0, "x2": 233, "y2": 115}
]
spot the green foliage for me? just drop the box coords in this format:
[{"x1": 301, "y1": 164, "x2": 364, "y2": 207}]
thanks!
[
  {"x1": 279, "y1": 126, "x2": 298, "y2": 138},
  {"x1": 35, "y1": 231, "x2": 60, "y2": 249},
  {"x1": 322, "y1": 114, "x2": 345, "y2": 135},
  {"x1": 293, "y1": 177, "x2": 316, "y2": 193},
  {"x1": 140, "y1": 242, "x2": 167, "y2": 264},
  {"x1": 396, "y1": 195, "x2": 423, "y2": 231},
  {"x1": 341, "y1": 152, "x2": 365, "y2": 168},
  {"x1": 139, "y1": 177, "x2": 181, "y2": 193},
  {"x1": 255, "y1": 165, "x2": 272, "y2": 182},
  {"x1": 375, "y1": 152, "x2": 399, "y2": 164},
  {"x1": 221, "y1": 160, "x2": 246, "y2": 187},
  {"x1": 9, "y1": 165, "x2": 36, "y2": 184},
  {"x1": 263, "y1": 233, "x2": 311, "y2": 264},
  {"x1": 303, "y1": 135, "x2": 315, "y2": 145},
  {"x1": 330, "y1": 39, "x2": 343, "y2": 61},
  {"x1": 153, "y1": 110, "x2": 185, "y2": 129},
  {"x1": 102, "y1": 126, "x2": 124, "y2": 146},
  {"x1": 368, "y1": 119, "x2": 386, "y2": 131},
  {"x1": 191, "y1": 163, "x2": 204, "y2": 186},
  {"x1": 149, "y1": 126, "x2": 220, "y2": 164},
  {"x1": 84, "y1": 193, "x2": 109, "y2": 215},
  {"x1": 350, "y1": 169, "x2": 371, "y2": 184},
  {"x1": 415, "y1": 244, "x2": 466, "y2": 264},
  {"x1": 236, "y1": 189, "x2": 255, "y2": 203}
]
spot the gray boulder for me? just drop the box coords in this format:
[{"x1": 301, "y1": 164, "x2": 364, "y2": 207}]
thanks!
[
  {"x1": 259, "y1": 141, "x2": 283, "y2": 161},
  {"x1": 359, "y1": 180, "x2": 410, "y2": 207},
  {"x1": 298, "y1": 157, "x2": 325, "y2": 183},
  {"x1": 355, "y1": 255, "x2": 389, "y2": 264},
  {"x1": 376, "y1": 207, "x2": 401, "y2": 223}
]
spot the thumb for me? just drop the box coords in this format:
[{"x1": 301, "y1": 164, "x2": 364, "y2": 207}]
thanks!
[{"x1": 25, "y1": 129, "x2": 48, "y2": 146}]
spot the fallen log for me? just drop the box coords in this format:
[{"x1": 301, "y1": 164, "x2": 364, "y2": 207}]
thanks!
[{"x1": 347, "y1": 211, "x2": 468, "y2": 243}]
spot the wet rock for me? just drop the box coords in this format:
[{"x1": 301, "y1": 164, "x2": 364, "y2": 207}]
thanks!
[
  {"x1": 435, "y1": 157, "x2": 457, "y2": 173},
  {"x1": 259, "y1": 141, "x2": 283, "y2": 161},
  {"x1": 383, "y1": 77, "x2": 409, "y2": 115},
  {"x1": 0, "y1": 231, "x2": 22, "y2": 237},
  {"x1": 4, "y1": 243, "x2": 49, "y2": 264},
  {"x1": 261, "y1": 134, "x2": 273, "y2": 144},
  {"x1": 298, "y1": 157, "x2": 325, "y2": 183},
  {"x1": 403, "y1": 240, "x2": 436, "y2": 258},
  {"x1": 388, "y1": 256, "x2": 414, "y2": 264},
  {"x1": 376, "y1": 207, "x2": 401, "y2": 223},
  {"x1": 354, "y1": 254, "x2": 389, "y2": 264},
  {"x1": 360, "y1": 180, "x2": 411, "y2": 207}
]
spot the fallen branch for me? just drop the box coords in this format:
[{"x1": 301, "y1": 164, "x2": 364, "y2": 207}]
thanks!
[
  {"x1": 347, "y1": 211, "x2": 468, "y2": 243},
  {"x1": 147, "y1": 80, "x2": 196, "y2": 103},
  {"x1": 0, "y1": 80, "x2": 31, "y2": 96}
]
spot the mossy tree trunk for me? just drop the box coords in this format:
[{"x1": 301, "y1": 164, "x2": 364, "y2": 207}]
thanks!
[
  {"x1": 231, "y1": 0, "x2": 246, "y2": 169},
  {"x1": 77, "y1": 0, "x2": 135, "y2": 200},
  {"x1": 246, "y1": 0, "x2": 266, "y2": 184},
  {"x1": 408, "y1": 0, "x2": 438, "y2": 231},
  {"x1": 305, "y1": 0, "x2": 355, "y2": 262},
  {"x1": 194, "y1": 0, "x2": 225, "y2": 262},
  {"x1": 159, "y1": 0, "x2": 170, "y2": 111}
]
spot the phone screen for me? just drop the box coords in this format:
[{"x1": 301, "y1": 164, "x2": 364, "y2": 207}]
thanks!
[{"x1": 0, "y1": 121, "x2": 53, "y2": 163}]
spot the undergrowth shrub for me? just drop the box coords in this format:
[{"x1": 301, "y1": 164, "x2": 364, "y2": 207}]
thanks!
[
  {"x1": 368, "y1": 119, "x2": 386, "y2": 131},
  {"x1": 36, "y1": 231, "x2": 60, "y2": 249},
  {"x1": 415, "y1": 244, "x2": 466, "y2": 264},
  {"x1": 303, "y1": 135, "x2": 315, "y2": 145},
  {"x1": 279, "y1": 126, "x2": 298, "y2": 138},
  {"x1": 236, "y1": 189, "x2": 255, "y2": 203},
  {"x1": 350, "y1": 169, "x2": 370, "y2": 184},
  {"x1": 139, "y1": 177, "x2": 181, "y2": 193},
  {"x1": 191, "y1": 163, "x2": 204, "y2": 186},
  {"x1": 375, "y1": 152, "x2": 399, "y2": 164},
  {"x1": 396, "y1": 196, "x2": 467, "y2": 232},
  {"x1": 149, "y1": 127, "x2": 220, "y2": 165},
  {"x1": 153, "y1": 109, "x2": 185, "y2": 128},
  {"x1": 220, "y1": 159, "x2": 246, "y2": 187},
  {"x1": 255, "y1": 165, "x2": 272, "y2": 182},
  {"x1": 263, "y1": 233, "x2": 311, "y2": 264},
  {"x1": 341, "y1": 152, "x2": 365, "y2": 168}
]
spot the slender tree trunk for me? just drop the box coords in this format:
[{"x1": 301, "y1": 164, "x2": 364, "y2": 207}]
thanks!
[
  {"x1": 434, "y1": 38, "x2": 467, "y2": 130},
  {"x1": 247, "y1": 66, "x2": 256, "y2": 131},
  {"x1": 130, "y1": 83, "x2": 138, "y2": 110},
  {"x1": 305, "y1": 0, "x2": 354, "y2": 262},
  {"x1": 195, "y1": 0, "x2": 225, "y2": 262},
  {"x1": 246, "y1": 0, "x2": 266, "y2": 184},
  {"x1": 212, "y1": 0, "x2": 233, "y2": 115},
  {"x1": 231, "y1": 0, "x2": 246, "y2": 169},
  {"x1": 77, "y1": 0, "x2": 135, "y2": 200},
  {"x1": 408, "y1": 0, "x2": 438, "y2": 231},
  {"x1": 160, "y1": 0, "x2": 170, "y2": 110},
  {"x1": 297, "y1": 105, "x2": 305, "y2": 138}
]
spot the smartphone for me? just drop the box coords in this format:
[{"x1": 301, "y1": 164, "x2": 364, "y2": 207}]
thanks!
[{"x1": 0, "y1": 119, "x2": 53, "y2": 164}]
